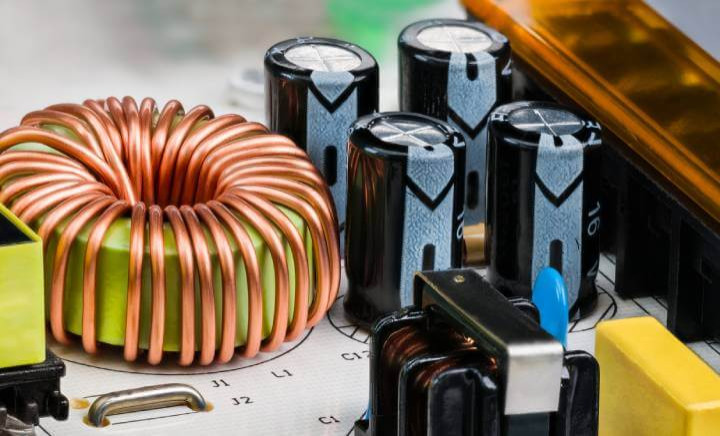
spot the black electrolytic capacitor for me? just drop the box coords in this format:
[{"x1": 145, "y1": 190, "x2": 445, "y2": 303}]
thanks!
[
  {"x1": 344, "y1": 112, "x2": 466, "y2": 325},
  {"x1": 398, "y1": 19, "x2": 511, "y2": 230},
  {"x1": 487, "y1": 101, "x2": 602, "y2": 317},
  {"x1": 265, "y1": 37, "x2": 379, "y2": 249}
]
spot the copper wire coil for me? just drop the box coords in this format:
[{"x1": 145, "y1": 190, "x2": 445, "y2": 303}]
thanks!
[
  {"x1": 0, "y1": 96, "x2": 340, "y2": 365},
  {"x1": 378, "y1": 324, "x2": 476, "y2": 422}
]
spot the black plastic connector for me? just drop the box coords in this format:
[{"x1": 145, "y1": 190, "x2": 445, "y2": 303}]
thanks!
[
  {"x1": 0, "y1": 349, "x2": 69, "y2": 425},
  {"x1": 601, "y1": 140, "x2": 720, "y2": 342}
]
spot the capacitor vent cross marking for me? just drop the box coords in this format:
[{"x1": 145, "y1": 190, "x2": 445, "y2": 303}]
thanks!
[
  {"x1": 417, "y1": 25, "x2": 493, "y2": 53},
  {"x1": 284, "y1": 44, "x2": 361, "y2": 72},
  {"x1": 370, "y1": 119, "x2": 447, "y2": 148},
  {"x1": 508, "y1": 108, "x2": 584, "y2": 137}
]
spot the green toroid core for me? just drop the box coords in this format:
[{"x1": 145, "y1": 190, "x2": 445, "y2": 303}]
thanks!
[{"x1": 42, "y1": 208, "x2": 314, "y2": 352}]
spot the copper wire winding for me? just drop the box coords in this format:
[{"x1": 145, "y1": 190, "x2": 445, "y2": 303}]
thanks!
[{"x1": 0, "y1": 97, "x2": 340, "y2": 365}]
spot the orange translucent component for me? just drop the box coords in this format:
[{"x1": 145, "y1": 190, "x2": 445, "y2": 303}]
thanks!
[{"x1": 464, "y1": 0, "x2": 720, "y2": 224}]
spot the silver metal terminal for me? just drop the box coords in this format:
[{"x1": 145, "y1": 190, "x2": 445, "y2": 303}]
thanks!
[
  {"x1": 417, "y1": 25, "x2": 492, "y2": 53},
  {"x1": 508, "y1": 108, "x2": 584, "y2": 136},
  {"x1": 0, "y1": 409, "x2": 35, "y2": 436},
  {"x1": 370, "y1": 119, "x2": 446, "y2": 148},
  {"x1": 86, "y1": 383, "x2": 209, "y2": 427},
  {"x1": 505, "y1": 341, "x2": 565, "y2": 415},
  {"x1": 285, "y1": 43, "x2": 361, "y2": 72}
]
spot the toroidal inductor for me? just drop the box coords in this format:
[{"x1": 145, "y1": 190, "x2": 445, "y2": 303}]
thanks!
[{"x1": 0, "y1": 97, "x2": 340, "y2": 365}]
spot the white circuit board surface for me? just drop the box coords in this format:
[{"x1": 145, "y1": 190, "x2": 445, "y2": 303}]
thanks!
[
  {"x1": 40, "y1": 255, "x2": 720, "y2": 436},
  {"x1": 0, "y1": 2, "x2": 716, "y2": 435}
]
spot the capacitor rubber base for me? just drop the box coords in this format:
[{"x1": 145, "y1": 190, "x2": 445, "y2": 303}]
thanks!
[
  {"x1": 0, "y1": 349, "x2": 69, "y2": 425},
  {"x1": 353, "y1": 419, "x2": 369, "y2": 436},
  {"x1": 573, "y1": 287, "x2": 598, "y2": 321}
]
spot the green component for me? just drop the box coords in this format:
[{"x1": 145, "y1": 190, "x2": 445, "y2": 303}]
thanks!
[
  {"x1": 0, "y1": 203, "x2": 46, "y2": 368},
  {"x1": 327, "y1": 0, "x2": 437, "y2": 55},
  {"x1": 41, "y1": 207, "x2": 314, "y2": 352}
]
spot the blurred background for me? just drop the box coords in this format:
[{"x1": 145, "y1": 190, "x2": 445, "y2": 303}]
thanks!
[{"x1": 0, "y1": 0, "x2": 716, "y2": 127}]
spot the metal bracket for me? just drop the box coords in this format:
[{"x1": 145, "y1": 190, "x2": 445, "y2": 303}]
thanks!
[{"x1": 87, "y1": 383, "x2": 209, "y2": 427}]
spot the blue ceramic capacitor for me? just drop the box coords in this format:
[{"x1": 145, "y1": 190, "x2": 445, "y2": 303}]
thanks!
[{"x1": 532, "y1": 267, "x2": 569, "y2": 346}]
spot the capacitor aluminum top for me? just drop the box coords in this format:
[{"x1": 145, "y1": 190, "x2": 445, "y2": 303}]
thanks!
[
  {"x1": 486, "y1": 101, "x2": 602, "y2": 317},
  {"x1": 398, "y1": 19, "x2": 511, "y2": 229},
  {"x1": 265, "y1": 37, "x2": 379, "y2": 250},
  {"x1": 344, "y1": 112, "x2": 466, "y2": 325}
]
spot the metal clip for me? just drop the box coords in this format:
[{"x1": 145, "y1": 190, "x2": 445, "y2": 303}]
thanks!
[
  {"x1": 0, "y1": 407, "x2": 35, "y2": 436},
  {"x1": 87, "y1": 383, "x2": 209, "y2": 427}
]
